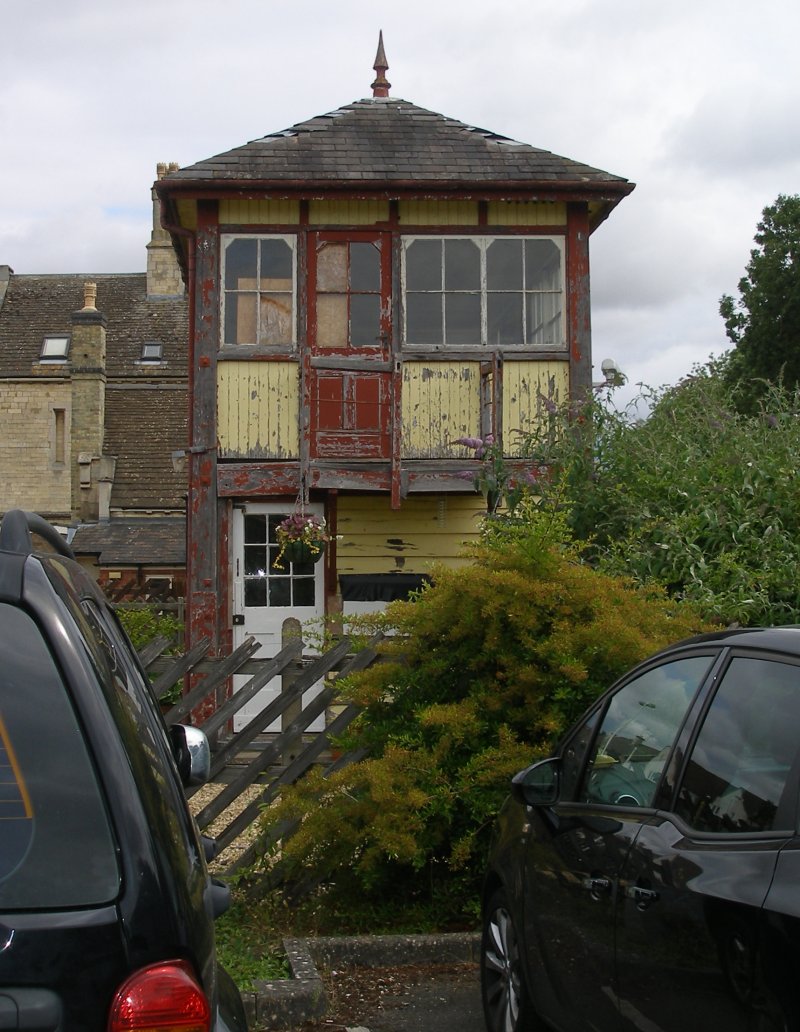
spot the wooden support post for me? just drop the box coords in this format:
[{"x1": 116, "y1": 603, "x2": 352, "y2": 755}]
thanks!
[{"x1": 281, "y1": 617, "x2": 303, "y2": 765}]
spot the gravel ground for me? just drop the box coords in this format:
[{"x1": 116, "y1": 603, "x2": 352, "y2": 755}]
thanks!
[{"x1": 189, "y1": 781, "x2": 265, "y2": 871}]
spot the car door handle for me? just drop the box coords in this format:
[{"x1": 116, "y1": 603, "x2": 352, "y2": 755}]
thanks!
[
  {"x1": 626, "y1": 885, "x2": 659, "y2": 910},
  {"x1": 582, "y1": 876, "x2": 612, "y2": 898}
]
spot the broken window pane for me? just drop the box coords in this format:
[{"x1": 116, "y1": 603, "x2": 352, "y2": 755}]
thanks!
[{"x1": 260, "y1": 294, "x2": 293, "y2": 346}]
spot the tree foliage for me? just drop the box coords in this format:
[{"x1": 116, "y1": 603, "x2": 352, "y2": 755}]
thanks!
[
  {"x1": 720, "y1": 194, "x2": 800, "y2": 404},
  {"x1": 258, "y1": 512, "x2": 706, "y2": 916},
  {"x1": 520, "y1": 369, "x2": 800, "y2": 626}
]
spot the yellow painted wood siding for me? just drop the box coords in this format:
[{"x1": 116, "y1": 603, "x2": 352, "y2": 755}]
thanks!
[
  {"x1": 219, "y1": 199, "x2": 300, "y2": 225},
  {"x1": 398, "y1": 201, "x2": 479, "y2": 225},
  {"x1": 337, "y1": 494, "x2": 483, "y2": 574},
  {"x1": 217, "y1": 361, "x2": 300, "y2": 458},
  {"x1": 401, "y1": 361, "x2": 482, "y2": 457},
  {"x1": 176, "y1": 199, "x2": 197, "y2": 230},
  {"x1": 308, "y1": 200, "x2": 390, "y2": 225},
  {"x1": 487, "y1": 201, "x2": 566, "y2": 225},
  {"x1": 502, "y1": 361, "x2": 569, "y2": 455}
]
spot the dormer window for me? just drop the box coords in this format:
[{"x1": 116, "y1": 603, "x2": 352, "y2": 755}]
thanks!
[
  {"x1": 141, "y1": 340, "x2": 163, "y2": 363},
  {"x1": 40, "y1": 336, "x2": 70, "y2": 362}
]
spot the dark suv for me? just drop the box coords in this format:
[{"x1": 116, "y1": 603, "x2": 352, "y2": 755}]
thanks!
[{"x1": 0, "y1": 510, "x2": 247, "y2": 1031}]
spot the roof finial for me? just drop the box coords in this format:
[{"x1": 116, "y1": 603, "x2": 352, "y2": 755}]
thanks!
[{"x1": 371, "y1": 31, "x2": 391, "y2": 98}]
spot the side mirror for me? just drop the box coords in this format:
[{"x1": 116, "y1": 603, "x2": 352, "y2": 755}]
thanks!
[
  {"x1": 511, "y1": 757, "x2": 560, "y2": 807},
  {"x1": 169, "y1": 724, "x2": 211, "y2": 787}
]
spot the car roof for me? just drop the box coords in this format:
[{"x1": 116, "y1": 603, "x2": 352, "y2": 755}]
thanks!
[{"x1": 659, "y1": 625, "x2": 800, "y2": 658}]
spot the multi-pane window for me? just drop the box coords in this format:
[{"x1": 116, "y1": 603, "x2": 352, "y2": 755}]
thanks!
[
  {"x1": 222, "y1": 236, "x2": 296, "y2": 347},
  {"x1": 314, "y1": 238, "x2": 385, "y2": 350},
  {"x1": 402, "y1": 236, "x2": 564, "y2": 349},
  {"x1": 243, "y1": 514, "x2": 316, "y2": 608}
]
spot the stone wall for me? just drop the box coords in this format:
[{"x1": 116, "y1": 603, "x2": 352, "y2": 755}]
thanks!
[{"x1": 0, "y1": 380, "x2": 72, "y2": 517}]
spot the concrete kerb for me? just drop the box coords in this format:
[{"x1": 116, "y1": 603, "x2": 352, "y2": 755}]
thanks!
[{"x1": 240, "y1": 932, "x2": 481, "y2": 1029}]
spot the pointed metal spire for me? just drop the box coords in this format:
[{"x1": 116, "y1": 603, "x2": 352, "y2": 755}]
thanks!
[{"x1": 371, "y1": 31, "x2": 391, "y2": 97}]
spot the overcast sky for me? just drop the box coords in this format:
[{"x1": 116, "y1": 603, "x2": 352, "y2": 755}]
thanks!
[{"x1": 2, "y1": 0, "x2": 799, "y2": 405}]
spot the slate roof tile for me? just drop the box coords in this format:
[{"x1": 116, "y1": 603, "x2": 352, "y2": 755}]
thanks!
[{"x1": 166, "y1": 97, "x2": 630, "y2": 190}]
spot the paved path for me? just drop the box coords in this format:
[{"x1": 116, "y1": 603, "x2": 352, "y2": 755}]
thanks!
[{"x1": 346, "y1": 967, "x2": 484, "y2": 1032}]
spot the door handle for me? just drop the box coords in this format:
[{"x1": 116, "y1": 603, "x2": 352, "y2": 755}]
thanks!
[
  {"x1": 626, "y1": 885, "x2": 659, "y2": 910},
  {"x1": 582, "y1": 876, "x2": 612, "y2": 899}
]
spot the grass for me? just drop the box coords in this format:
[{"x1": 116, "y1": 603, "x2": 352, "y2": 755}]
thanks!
[
  {"x1": 215, "y1": 873, "x2": 480, "y2": 992},
  {"x1": 215, "y1": 898, "x2": 289, "y2": 989}
]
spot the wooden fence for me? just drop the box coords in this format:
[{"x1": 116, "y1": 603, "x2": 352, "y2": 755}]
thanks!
[{"x1": 140, "y1": 626, "x2": 383, "y2": 880}]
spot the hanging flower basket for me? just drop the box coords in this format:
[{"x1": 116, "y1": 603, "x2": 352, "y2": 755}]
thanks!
[
  {"x1": 275, "y1": 511, "x2": 331, "y2": 569},
  {"x1": 281, "y1": 539, "x2": 325, "y2": 565}
]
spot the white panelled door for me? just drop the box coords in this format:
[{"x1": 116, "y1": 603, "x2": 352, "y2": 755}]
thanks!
[{"x1": 231, "y1": 504, "x2": 326, "y2": 733}]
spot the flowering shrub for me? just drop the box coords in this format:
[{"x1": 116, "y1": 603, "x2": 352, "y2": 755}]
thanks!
[{"x1": 455, "y1": 434, "x2": 540, "y2": 513}]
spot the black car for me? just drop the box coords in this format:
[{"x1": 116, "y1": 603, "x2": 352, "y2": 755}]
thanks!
[
  {"x1": 0, "y1": 510, "x2": 247, "y2": 1031},
  {"x1": 481, "y1": 627, "x2": 800, "y2": 1032}
]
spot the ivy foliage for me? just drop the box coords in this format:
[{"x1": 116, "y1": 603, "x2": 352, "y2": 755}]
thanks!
[
  {"x1": 259, "y1": 510, "x2": 706, "y2": 912},
  {"x1": 520, "y1": 370, "x2": 800, "y2": 627}
]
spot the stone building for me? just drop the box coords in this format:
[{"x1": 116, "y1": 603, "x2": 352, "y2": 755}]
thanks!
[{"x1": 0, "y1": 165, "x2": 189, "y2": 597}]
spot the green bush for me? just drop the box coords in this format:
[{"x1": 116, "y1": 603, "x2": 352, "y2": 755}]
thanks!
[
  {"x1": 521, "y1": 369, "x2": 800, "y2": 626},
  {"x1": 257, "y1": 511, "x2": 707, "y2": 919},
  {"x1": 117, "y1": 607, "x2": 183, "y2": 704}
]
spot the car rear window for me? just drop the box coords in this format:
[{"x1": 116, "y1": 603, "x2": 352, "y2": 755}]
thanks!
[{"x1": 0, "y1": 603, "x2": 119, "y2": 909}]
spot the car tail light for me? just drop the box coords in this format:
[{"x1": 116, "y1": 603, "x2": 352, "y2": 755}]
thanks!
[{"x1": 107, "y1": 960, "x2": 211, "y2": 1032}]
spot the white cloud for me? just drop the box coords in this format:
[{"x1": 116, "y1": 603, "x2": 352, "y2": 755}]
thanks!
[{"x1": 1, "y1": 0, "x2": 798, "y2": 391}]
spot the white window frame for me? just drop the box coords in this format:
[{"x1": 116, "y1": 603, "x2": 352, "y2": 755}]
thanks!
[
  {"x1": 400, "y1": 235, "x2": 565, "y2": 351},
  {"x1": 40, "y1": 335, "x2": 70, "y2": 362},
  {"x1": 221, "y1": 233, "x2": 297, "y2": 349},
  {"x1": 140, "y1": 340, "x2": 163, "y2": 363}
]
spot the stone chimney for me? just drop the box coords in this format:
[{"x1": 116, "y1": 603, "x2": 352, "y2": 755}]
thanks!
[
  {"x1": 146, "y1": 162, "x2": 184, "y2": 298},
  {"x1": 0, "y1": 265, "x2": 12, "y2": 309},
  {"x1": 70, "y1": 282, "x2": 110, "y2": 521}
]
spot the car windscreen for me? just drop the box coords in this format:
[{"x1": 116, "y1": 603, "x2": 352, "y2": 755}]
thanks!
[{"x1": 0, "y1": 603, "x2": 119, "y2": 909}]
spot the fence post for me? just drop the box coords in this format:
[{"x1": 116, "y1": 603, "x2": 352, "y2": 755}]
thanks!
[{"x1": 281, "y1": 618, "x2": 303, "y2": 764}]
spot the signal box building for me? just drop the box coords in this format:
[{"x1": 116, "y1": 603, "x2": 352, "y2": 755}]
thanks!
[{"x1": 155, "y1": 41, "x2": 633, "y2": 710}]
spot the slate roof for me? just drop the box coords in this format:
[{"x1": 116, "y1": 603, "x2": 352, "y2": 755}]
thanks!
[
  {"x1": 0, "y1": 273, "x2": 187, "y2": 377},
  {"x1": 105, "y1": 385, "x2": 188, "y2": 510},
  {"x1": 0, "y1": 270, "x2": 188, "y2": 516},
  {"x1": 70, "y1": 517, "x2": 185, "y2": 565},
  {"x1": 163, "y1": 97, "x2": 632, "y2": 194}
]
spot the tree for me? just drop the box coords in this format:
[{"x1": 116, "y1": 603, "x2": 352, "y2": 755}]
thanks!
[{"x1": 720, "y1": 194, "x2": 800, "y2": 402}]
